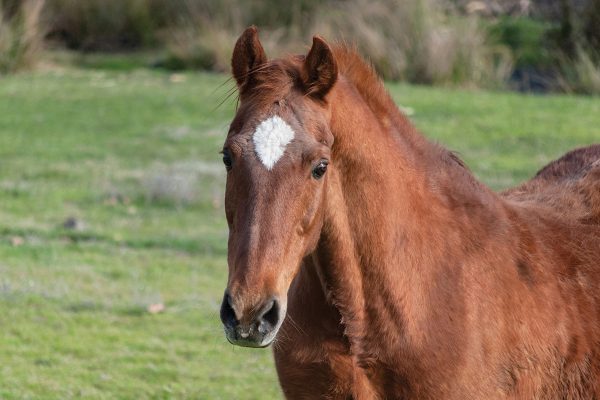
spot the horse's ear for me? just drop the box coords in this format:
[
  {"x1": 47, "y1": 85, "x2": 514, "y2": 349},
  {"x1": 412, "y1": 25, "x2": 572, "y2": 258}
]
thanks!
[
  {"x1": 302, "y1": 36, "x2": 338, "y2": 99},
  {"x1": 232, "y1": 26, "x2": 267, "y2": 90}
]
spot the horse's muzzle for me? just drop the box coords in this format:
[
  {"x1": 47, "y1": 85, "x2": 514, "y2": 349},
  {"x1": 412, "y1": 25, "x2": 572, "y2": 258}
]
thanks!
[{"x1": 220, "y1": 292, "x2": 283, "y2": 348}]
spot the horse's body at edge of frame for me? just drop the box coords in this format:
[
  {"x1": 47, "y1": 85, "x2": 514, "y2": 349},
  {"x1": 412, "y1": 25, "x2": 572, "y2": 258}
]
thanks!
[{"x1": 218, "y1": 26, "x2": 600, "y2": 399}]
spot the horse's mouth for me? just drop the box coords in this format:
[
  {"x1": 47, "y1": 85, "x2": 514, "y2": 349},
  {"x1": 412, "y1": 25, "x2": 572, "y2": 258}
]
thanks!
[
  {"x1": 226, "y1": 336, "x2": 274, "y2": 348},
  {"x1": 224, "y1": 327, "x2": 278, "y2": 348}
]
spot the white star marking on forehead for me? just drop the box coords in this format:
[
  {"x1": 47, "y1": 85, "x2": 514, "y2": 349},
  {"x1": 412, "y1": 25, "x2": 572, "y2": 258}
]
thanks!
[{"x1": 252, "y1": 116, "x2": 295, "y2": 170}]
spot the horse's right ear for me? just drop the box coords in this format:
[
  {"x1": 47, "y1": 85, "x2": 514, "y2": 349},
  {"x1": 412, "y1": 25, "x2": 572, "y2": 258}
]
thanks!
[
  {"x1": 302, "y1": 36, "x2": 338, "y2": 99},
  {"x1": 232, "y1": 26, "x2": 267, "y2": 90}
]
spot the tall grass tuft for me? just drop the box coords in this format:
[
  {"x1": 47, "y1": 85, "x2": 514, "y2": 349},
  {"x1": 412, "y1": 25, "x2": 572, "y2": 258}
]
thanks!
[
  {"x1": 559, "y1": 47, "x2": 600, "y2": 95},
  {"x1": 312, "y1": 0, "x2": 512, "y2": 87},
  {"x1": 0, "y1": 0, "x2": 46, "y2": 74},
  {"x1": 161, "y1": 21, "x2": 240, "y2": 72}
]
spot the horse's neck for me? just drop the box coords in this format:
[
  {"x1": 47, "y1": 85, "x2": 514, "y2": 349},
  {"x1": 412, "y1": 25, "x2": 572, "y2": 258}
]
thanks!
[{"x1": 314, "y1": 77, "x2": 504, "y2": 354}]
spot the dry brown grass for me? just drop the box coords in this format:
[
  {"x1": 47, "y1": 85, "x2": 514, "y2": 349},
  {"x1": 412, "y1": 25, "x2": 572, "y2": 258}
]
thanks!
[
  {"x1": 312, "y1": 0, "x2": 512, "y2": 86},
  {"x1": 162, "y1": 20, "x2": 239, "y2": 72},
  {"x1": 0, "y1": 0, "x2": 46, "y2": 74},
  {"x1": 160, "y1": 0, "x2": 512, "y2": 87}
]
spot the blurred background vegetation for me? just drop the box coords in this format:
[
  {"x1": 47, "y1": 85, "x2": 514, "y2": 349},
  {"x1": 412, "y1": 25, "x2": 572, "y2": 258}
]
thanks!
[{"x1": 1, "y1": 0, "x2": 600, "y2": 93}]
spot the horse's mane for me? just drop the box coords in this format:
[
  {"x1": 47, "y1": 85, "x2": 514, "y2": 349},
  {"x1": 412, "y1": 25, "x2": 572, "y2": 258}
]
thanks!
[
  {"x1": 331, "y1": 44, "x2": 413, "y2": 131},
  {"x1": 331, "y1": 45, "x2": 471, "y2": 173}
]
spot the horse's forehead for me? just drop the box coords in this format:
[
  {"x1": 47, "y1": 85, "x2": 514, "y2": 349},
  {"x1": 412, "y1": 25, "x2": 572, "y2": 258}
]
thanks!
[
  {"x1": 251, "y1": 115, "x2": 296, "y2": 170},
  {"x1": 229, "y1": 91, "x2": 323, "y2": 172}
]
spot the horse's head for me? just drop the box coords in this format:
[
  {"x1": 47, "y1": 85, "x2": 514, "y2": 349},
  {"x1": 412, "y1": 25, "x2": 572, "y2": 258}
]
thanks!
[{"x1": 220, "y1": 27, "x2": 337, "y2": 347}]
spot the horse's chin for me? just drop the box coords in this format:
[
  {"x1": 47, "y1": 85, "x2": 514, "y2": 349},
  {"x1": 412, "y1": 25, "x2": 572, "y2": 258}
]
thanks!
[
  {"x1": 229, "y1": 338, "x2": 274, "y2": 349},
  {"x1": 225, "y1": 330, "x2": 278, "y2": 348}
]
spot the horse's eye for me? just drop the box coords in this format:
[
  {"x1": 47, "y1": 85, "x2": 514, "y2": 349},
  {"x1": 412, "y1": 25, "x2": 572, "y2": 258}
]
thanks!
[
  {"x1": 222, "y1": 150, "x2": 233, "y2": 171},
  {"x1": 312, "y1": 160, "x2": 328, "y2": 179}
]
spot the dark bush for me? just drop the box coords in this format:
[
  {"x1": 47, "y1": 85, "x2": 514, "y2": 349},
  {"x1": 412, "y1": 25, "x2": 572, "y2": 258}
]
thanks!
[
  {"x1": 45, "y1": 0, "x2": 160, "y2": 51},
  {"x1": 488, "y1": 17, "x2": 554, "y2": 68}
]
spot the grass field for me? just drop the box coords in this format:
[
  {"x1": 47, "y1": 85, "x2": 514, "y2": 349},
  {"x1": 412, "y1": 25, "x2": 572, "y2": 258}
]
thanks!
[{"x1": 0, "y1": 66, "x2": 599, "y2": 399}]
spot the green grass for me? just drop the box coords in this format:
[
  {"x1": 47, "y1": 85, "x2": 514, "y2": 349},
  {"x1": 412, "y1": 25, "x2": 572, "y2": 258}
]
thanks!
[{"x1": 0, "y1": 67, "x2": 598, "y2": 399}]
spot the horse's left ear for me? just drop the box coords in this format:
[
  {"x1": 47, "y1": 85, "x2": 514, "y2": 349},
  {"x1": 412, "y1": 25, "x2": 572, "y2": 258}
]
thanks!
[
  {"x1": 232, "y1": 26, "x2": 267, "y2": 91},
  {"x1": 302, "y1": 36, "x2": 338, "y2": 99}
]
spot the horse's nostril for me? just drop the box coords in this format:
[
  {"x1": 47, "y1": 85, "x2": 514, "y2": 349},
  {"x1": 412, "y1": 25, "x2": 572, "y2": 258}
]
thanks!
[
  {"x1": 258, "y1": 298, "x2": 280, "y2": 328},
  {"x1": 220, "y1": 292, "x2": 238, "y2": 328}
]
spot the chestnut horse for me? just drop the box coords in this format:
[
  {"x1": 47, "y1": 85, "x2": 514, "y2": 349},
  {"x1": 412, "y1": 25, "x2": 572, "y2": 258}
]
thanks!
[{"x1": 219, "y1": 27, "x2": 600, "y2": 399}]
